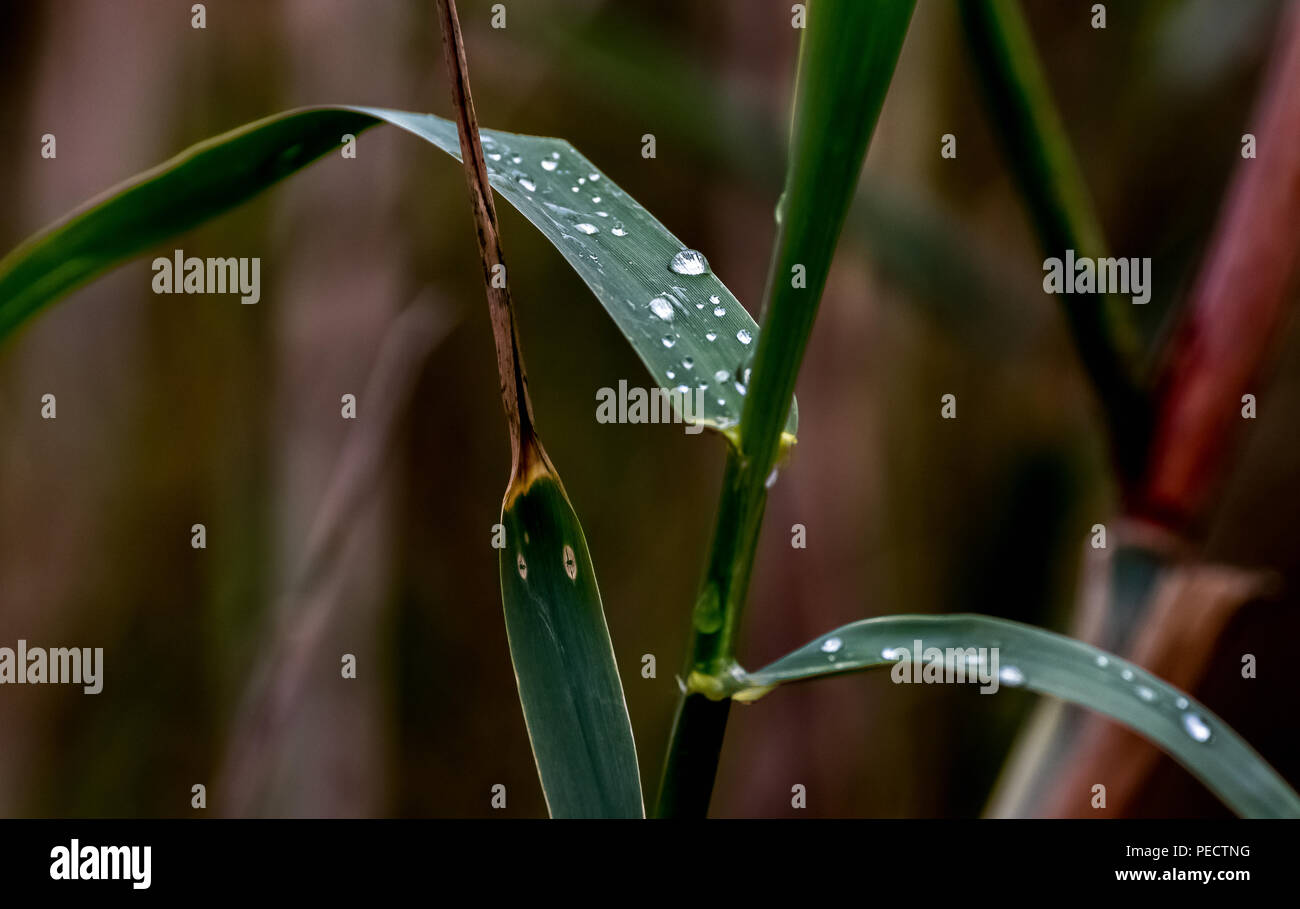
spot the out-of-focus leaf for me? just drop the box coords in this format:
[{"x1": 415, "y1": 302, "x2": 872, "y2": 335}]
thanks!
[{"x1": 726, "y1": 613, "x2": 1300, "y2": 819}]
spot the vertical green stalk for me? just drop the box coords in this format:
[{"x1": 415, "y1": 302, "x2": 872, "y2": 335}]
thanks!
[
  {"x1": 655, "y1": 0, "x2": 916, "y2": 817},
  {"x1": 959, "y1": 0, "x2": 1149, "y2": 480}
]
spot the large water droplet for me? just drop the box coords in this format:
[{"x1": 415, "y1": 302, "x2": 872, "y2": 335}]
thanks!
[
  {"x1": 820, "y1": 637, "x2": 843, "y2": 654},
  {"x1": 574, "y1": 223, "x2": 598, "y2": 235},
  {"x1": 1182, "y1": 712, "x2": 1212, "y2": 743},
  {"x1": 1095, "y1": 655, "x2": 1109, "y2": 668},
  {"x1": 649, "y1": 297, "x2": 674, "y2": 321},
  {"x1": 713, "y1": 305, "x2": 726, "y2": 317},
  {"x1": 611, "y1": 227, "x2": 628, "y2": 237},
  {"x1": 661, "y1": 334, "x2": 676, "y2": 348},
  {"x1": 681, "y1": 356, "x2": 694, "y2": 369},
  {"x1": 1135, "y1": 685, "x2": 1156, "y2": 702},
  {"x1": 736, "y1": 329, "x2": 752, "y2": 345},
  {"x1": 714, "y1": 369, "x2": 730, "y2": 383},
  {"x1": 669, "y1": 249, "x2": 710, "y2": 276},
  {"x1": 666, "y1": 369, "x2": 675, "y2": 380},
  {"x1": 562, "y1": 544, "x2": 578, "y2": 581},
  {"x1": 1121, "y1": 669, "x2": 1134, "y2": 681},
  {"x1": 540, "y1": 159, "x2": 558, "y2": 172},
  {"x1": 1175, "y1": 696, "x2": 1189, "y2": 709},
  {"x1": 705, "y1": 331, "x2": 718, "y2": 342},
  {"x1": 999, "y1": 666, "x2": 1025, "y2": 687},
  {"x1": 517, "y1": 176, "x2": 536, "y2": 192}
]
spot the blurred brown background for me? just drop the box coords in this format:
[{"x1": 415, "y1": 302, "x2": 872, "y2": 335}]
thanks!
[{"x1": 1, "y1": 0, "x2": 1297, "y2": 817}]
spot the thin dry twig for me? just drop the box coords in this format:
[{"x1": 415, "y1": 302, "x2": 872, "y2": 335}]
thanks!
[
  {"x1": 217, "y1": 296, "x2": 454, "y2": 816},
  {"x1": 435, "y1": 0, "x2": 544, "y2": 485}
]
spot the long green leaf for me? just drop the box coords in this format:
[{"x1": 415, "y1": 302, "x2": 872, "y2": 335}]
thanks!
[
  {"x1": 499, "y1": 449, "x2": 642, "y2": 817},
  {"x1": 725, "y1": 614, "x2": 1300, "y2": 819},
  {"x1": 0, "y1": 106, "x2": 794, "y2": 439}
]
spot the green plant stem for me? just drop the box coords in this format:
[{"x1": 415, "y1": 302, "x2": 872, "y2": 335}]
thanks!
[
  {"x1": 655, "y1": 0, "x2": 915, "y2": 817},
  {"x1": 655, "y1": 445, "x2": 766, "y2": 817},
  {"x1": 959, "y1": 0, "x2": 1149, "y2": 482},
  {"x1": 655, "y1": 693, "x2": 733, "y2": 818}
]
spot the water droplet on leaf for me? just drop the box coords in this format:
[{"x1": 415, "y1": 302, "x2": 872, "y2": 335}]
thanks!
[
  {"x1": 999, "y1": 666, "x2": 1025, "y2": 687},
  {"x1": 668, "y1": 249, "x2": 710, "y2": 276},
  {"x1": 1182, "y1": 712, "x2": 1212, "y2": 743}
]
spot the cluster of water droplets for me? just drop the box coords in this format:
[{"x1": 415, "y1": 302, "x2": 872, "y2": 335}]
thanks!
[
  {"x1": 1094, "y1": 654, "x2": 1215, "y2": 743},
  {"x1": 865, "y1": 639, "x2": 1215, "y2": 744},
  {"x1": 478, "y1": 141, "x2": 632, "y2": 239},
  {"x1": 480, "y1": 138, "x2": 772, "y2": 430}
]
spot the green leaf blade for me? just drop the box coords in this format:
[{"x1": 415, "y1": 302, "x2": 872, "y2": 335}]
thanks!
[
  {"x1": 0, "y1": 105, "x2": 792, "y2": 439},
  {"x1": 737, "y1": 614, "x2": 1300, "y2": 819},
  {"x1": 0, "y1": 109, "x2": 379, "y2": 340},
  {"x1": 499, "y1": 462, "x2": 642, "y2": 818}
]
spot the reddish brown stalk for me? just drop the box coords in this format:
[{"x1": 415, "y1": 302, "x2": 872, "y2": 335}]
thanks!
[
  {"x1": 435, "y1": 0, "x2": 541, "y2": 482},
  {"x1": 1133, "y1": 5, "x2": 1300, "y2": 532},
  {"x1": 1003, "y1": 8, "x2": 1300, "y2": 819}
]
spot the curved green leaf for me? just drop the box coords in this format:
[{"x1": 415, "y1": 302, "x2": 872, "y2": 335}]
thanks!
[
  {"x1": 0, "y1": 105, "x2": 794, "y2": 439},
  {"x1": 499, "y1": 451, "x2": 642, "y2": 818},
  {"x1": 725, "y1": 614, "x2": 1300, "y2": 819}
]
